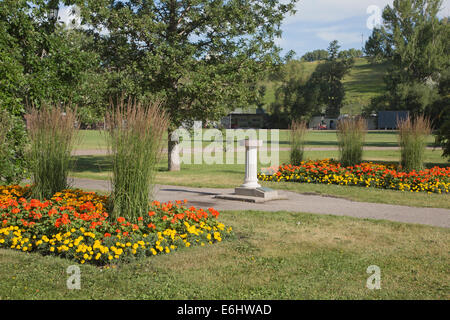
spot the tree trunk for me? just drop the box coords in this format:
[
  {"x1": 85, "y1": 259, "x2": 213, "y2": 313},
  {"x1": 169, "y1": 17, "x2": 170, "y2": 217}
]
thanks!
[{"x1": 168, "y1": 129, "x2": 180, "y2": 171}]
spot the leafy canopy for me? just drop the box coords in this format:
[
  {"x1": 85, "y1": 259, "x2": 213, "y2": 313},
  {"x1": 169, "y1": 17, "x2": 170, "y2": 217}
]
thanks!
[{"x1": 76, "y1": 0, "x2": 298, "y2": 130}]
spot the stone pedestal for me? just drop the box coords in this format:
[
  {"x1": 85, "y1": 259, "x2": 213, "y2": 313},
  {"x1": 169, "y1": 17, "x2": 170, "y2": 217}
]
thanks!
[
  {"x1": 239, "y1": 139, "x2": 262, "y2": 189},
  {"x1": 214, "y1": 138, "x2": 287, "y2": 203}
]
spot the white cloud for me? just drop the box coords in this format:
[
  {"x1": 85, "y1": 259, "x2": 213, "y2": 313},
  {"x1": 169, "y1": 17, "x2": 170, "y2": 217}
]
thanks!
[
  {"x1": 285, "y1": 0, "x2": 450, "y2": 25},
  {"x1": 285, "y1": 0, "x2": 395, "y2": 24},
  {"x1": 317, "y1": 31, "x2": 361, "y2": 43}
]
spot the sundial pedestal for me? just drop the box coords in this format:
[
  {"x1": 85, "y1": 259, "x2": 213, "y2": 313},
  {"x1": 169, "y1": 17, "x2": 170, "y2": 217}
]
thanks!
[{"x1": 214, "y1": 139, "x2": 287, "y2": 203}]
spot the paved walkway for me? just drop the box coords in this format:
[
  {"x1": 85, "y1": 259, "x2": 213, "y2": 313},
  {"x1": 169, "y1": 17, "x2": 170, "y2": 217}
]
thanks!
[{"x1": 70, "y1": 178, "x2": 450, "y2": 228}]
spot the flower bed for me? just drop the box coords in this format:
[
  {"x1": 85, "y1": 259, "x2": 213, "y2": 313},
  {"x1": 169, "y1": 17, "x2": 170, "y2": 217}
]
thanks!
[
  {"x1": 258, "y1": 159, "x2": 450, "y2": 194},
  {"x1": 0, "y1": 185, "x2": 232, "y2": 266}
]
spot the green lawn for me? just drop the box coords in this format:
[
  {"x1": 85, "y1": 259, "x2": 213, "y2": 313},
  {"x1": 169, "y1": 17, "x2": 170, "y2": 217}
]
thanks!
[
  {"x1": 341, "y1": 59, "x2": 390, "y2": 115},
  {"x1": 1, "y1": 210, "x2": 448, "y2": 299},
  {"x1": 75, "y1": 129, "x2": 439, "y2": 150},
  {"x1": 69, "y1": 146, "x2": 450, "y2": 209}
]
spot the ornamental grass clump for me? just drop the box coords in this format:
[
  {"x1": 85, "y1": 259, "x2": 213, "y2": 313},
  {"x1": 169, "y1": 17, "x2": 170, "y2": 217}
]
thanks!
[
  {"x1": 398, "y1": 115, "x2": 432, "y2": 172},
  {"x1": 337, "y1": 117, "x2": 367, "y2": 167},
  {"x1": 106, "y1": 98, "x2": 169, "y2": 222},
  {"x1": 26, "y1": 105, "x2": 79, "y2": 200},
  {"x1": 289, "y1": 120, "x2": 307, "y2": 165}
]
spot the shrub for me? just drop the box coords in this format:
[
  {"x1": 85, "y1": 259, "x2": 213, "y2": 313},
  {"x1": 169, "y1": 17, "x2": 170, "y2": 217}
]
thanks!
[
  {"x1": 289, "y1": 120, "x2": 307, "y2": 166},
  {"x1": 0, "y1": 109, "x2": 28, "y2": 184},
  {"x1": 337, "y1": 117, "x2": 367, "y2": 167},
  {"x1": 398, "y1": 115, "x2": 432, "y2": 172},
  {"x1": 105, "y1": 98, "x2": 169, "y2": 222},
  {"x1": 26, "y1": 105, "x2": 79, "y2": 199}
]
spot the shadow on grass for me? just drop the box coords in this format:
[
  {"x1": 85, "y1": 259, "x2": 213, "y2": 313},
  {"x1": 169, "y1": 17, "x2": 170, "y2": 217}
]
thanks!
[{"x1": 71, "y1": 155, "x2": 112, "y2": 174}]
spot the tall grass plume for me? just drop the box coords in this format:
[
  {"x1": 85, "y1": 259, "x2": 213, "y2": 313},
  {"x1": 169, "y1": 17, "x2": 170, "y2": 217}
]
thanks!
[
  {"x1": 26, "y1": 104, "x2": 79, "y2": 199},
  {"x1": 289, "y1": 120, "x2": 307, "y2": 165},
  {"x1": 398, "y1": 115, "x2": 431, "y2": 172},
  {"x1": 337, "y1": 117, "x2": 367, "y2": 167},
  {"x1": 105, "y1": 98, "x2": 169, "y2": 222}
]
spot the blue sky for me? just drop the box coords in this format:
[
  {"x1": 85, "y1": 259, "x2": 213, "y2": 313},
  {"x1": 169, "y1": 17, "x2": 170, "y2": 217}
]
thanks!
[
  {"x1": 59, "y1": 0, "x2": 450, "y2": 59},
  {"x1": 277, "y1": 0, "x2": 450, "y2": 58}
]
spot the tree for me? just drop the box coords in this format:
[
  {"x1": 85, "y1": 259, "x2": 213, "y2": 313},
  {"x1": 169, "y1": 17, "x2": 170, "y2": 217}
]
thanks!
[
  {"x1": 0, "y1": 0, "x2": 105, "y2": 119},
  {"x1": 429, "y1": 66, "x2": 450, "y2": 158},
  {"x1": 338, "y1": 48, "x2": 363, "y2": 59},
  {"x1": 327, "y1": 40, "x2": 340, "y2": 61},
  {"x1": 312, "y1": 40, "x2": 354, "y2": 118},
  {"x1": 364, "y1": 27, "x2": 392, "y2": 63},
  {"x1": 269, "y1": 60, "x2": 316, "y2": 127},
  {"x1": 270, "y1": 41, "x2": 354, "y2": 124},
  {"x1": 368, "y1": 0, "x2": 449, "y2": 115},
  {"x1": 0, "y1": 0, "x2": 106, "y2": 180},
  {"x1": 77, "y1": 0, "x2": 298, "y2": 171},
  {"x1": 301, "y1": 49, "x2": 328, "y2": 62}
]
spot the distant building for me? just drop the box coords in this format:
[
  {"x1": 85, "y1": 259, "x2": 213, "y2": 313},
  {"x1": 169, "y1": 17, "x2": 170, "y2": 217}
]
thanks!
[
  {"x1": 309, "y1": 116, "x2": 339, "y2": 130},
  {"x1": 221, "y1": 108, "x2": 267, "y2": 129},
  {"x1": 377, "y1": 111, "x2": 409, "y2": 129},
  {"x1": 309, "y1": 115, "x2": 377, "y2": 130}
]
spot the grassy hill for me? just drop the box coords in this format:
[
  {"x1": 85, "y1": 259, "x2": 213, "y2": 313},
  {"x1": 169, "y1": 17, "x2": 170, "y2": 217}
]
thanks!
[{"x1": 261, "y1": 57, "x2": 390, "y2": 116}]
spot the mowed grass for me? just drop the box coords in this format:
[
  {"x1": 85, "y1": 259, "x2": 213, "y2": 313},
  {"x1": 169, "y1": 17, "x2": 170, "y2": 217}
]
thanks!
[
  {"x1": 0, "y1": 210, "x2": 448, "y2": 299},
  {"x1": 69, "y1": 147, "x2": 450, "y2": 209},
  {"x1": 74, "y1": 129, "x2": 439, "y2": 150}
]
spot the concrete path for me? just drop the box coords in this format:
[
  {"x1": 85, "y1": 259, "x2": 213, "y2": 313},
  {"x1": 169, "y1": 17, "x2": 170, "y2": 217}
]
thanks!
[{"x1": 70, "y1": 178, "x2": 450, "y2": 228}]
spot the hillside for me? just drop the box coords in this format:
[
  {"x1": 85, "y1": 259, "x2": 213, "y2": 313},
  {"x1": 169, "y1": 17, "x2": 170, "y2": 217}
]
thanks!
[{"x1": 261, "y1": 58, "x2": 391, "y2": 116}]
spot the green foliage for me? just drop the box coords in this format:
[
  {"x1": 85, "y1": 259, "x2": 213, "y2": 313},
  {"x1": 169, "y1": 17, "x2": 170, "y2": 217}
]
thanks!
[
  {"x1": 338, "y1": 48, "x2": 363, "y2": 60},
  {"x1": 269, "y1": 41, "x2": 354, "y2": 125},
  {"x1": 27, "y1": 105, "x2": 79, "y2": 200},
  {"x1": 436, "y1": 109, "x2": 450, "y2": 159},
  {"x1": 309, "y1": 53, "x2": 354, "y2": 118},
  {"x1": 269, "y1": 61, "x2": 313, "y2": 127},
  {"x1": 364, "y1": 28, "x2": 392, "y2": 63},
  {"x1": 78, "y1": 0, "x2": 298, "y2": 128},
  {"x1": 0, "y1": 0, "x2": 106, "y2": 127},
  {"x1": 77, "y1": 0, "x2": 297, "y2": 169},
  {"x1": 301, "y1": 49, "x2": 329, "y2": 62},
  {"x1": 327, "y1": 40, "x2": 340, "y2": 61},
  {"x1": 106, "y1": 98, "x2": 169, "y2": 222},
  {"x1": 0, "y1": 109, "x2": 28, "y2": 184},
  {"x1": 366, "y1": 0, "x2": 449, "y2": 116},
  {"x1": 428, "y1": 38, "x2": 450, "y2": 158}
]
